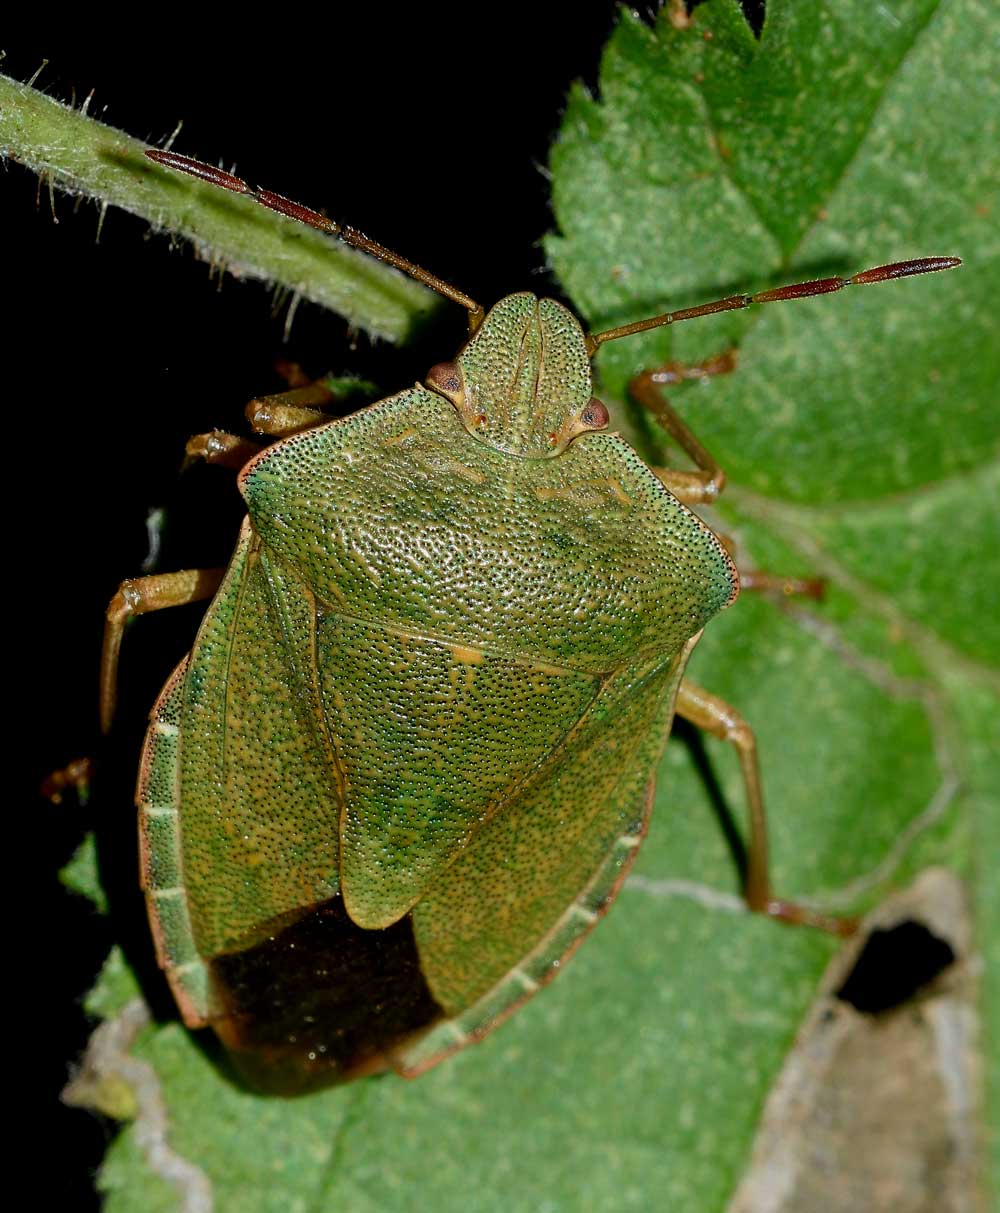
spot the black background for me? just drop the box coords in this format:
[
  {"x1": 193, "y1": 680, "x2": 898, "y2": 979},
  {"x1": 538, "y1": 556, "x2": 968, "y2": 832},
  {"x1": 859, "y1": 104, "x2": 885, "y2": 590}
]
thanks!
[{"x1": 7, "y1": 10, "x2": 625, "y2": 1204}]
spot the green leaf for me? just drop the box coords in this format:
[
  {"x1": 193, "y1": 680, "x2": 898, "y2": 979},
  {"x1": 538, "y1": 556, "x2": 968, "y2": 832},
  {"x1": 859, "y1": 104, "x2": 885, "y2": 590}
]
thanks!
[
  {"x1": 547, "y1": 0, "x2": 995, "y2": 505},
  {"x1": 547, "y1": 0, "x2": 998, "y2": 1207},
  {"x1": 59, "y1": 832, "x2": 108, "y2": 915},
  {"x1": 66, "y1": 3, "x2": 998, "y2": 1209},
  {"x1": 84, "y1": 947, "x2": 145, "y2": 1022}
]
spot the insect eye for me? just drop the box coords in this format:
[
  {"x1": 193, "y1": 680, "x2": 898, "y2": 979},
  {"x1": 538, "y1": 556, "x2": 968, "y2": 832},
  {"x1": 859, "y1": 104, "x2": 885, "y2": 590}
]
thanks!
[
  {"x1": 580, "y1": 399, "x2": 610, "y2": 430},
  {"x1": 425, "y1": 361, "x2": 465, "y2": 404}
]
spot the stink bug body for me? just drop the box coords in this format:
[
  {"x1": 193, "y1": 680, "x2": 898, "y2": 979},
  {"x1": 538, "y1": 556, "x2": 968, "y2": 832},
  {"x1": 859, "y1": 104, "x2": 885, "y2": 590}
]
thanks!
[{"x1": 100, "y1": 148, "x2": 959, "y2": 1094}]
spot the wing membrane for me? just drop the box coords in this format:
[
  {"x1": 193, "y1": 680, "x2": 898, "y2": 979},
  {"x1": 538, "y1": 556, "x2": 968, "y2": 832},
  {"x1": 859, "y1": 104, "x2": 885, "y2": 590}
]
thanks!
[{"x1": 179, "y1": 521, "x2": 342, "y2": 957}]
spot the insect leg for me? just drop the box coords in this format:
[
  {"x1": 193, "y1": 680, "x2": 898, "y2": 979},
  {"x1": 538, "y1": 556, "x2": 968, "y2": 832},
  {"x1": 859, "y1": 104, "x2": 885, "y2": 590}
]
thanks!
[
  {"x1": 675, "y1": 678, "x2": 858, "y2": 937},
  {"x1": 250, "y1": 358, "x2": 392, "y2": 436},
  {"x1": 713, "y1": 534, "x2": 825, "y2": 602},
  {"x1": 639, "y1": 350, "x2": 737, "y2": 385},
  {"x1": 633, "y1": 366, "x2": 825, "y2": 595},
  {"x1": 40, "y1": 756, "x2": 95, "y2": 805},
  {"x1": 630, "y1": 364, "x2": 730, "y2": 504},
  {"x1": 186, "y1": 378, "x2": 373, "y2": 470},
  {"x1": 101, "y1": 568, "x2": 225, "y2": 733},
  {"x1": 184, "y1": 430, "x2": 263, "y2": 470},
  {"x1": 244, "y1": 379, "x2": 340, "y2": 438},
  {"x1": 733, "y1": 569, "x2": 825, "y2": 600}
]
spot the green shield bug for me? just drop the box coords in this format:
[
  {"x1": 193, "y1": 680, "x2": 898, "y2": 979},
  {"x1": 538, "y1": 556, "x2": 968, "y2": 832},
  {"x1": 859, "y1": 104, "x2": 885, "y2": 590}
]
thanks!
[{"x1": 97, "y1": 148, "x2": 960, "y2": 1095}]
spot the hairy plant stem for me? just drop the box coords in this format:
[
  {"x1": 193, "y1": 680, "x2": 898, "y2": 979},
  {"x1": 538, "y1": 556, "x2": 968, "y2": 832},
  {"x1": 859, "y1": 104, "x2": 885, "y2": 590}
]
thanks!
[{"x1": 0, "y1": 73, "x2": 438, "y2": 342}]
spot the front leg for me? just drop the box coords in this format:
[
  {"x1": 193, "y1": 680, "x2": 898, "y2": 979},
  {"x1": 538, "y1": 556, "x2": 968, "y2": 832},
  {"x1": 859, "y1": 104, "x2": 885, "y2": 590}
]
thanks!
[
  {"x1": 632, "y1": 357, "x2": 825, "y2": 597},
  {"x1": 243, "y1": 378, "x2": 339, "y2": 437},
  {"x1": 184, "y1": 381, "x2": 342, "y2": 471},
  {"x1": 185, "y1": 377, "x2": 369, "y2": 472},
  {"x1": 630, "y1": 352, "x2": 737, "y2": 505}
]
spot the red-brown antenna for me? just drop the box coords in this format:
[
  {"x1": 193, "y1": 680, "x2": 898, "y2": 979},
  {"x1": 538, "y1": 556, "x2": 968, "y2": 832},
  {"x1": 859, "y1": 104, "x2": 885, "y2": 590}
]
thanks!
[
  {"x1": 585, "y1": 257, "x2": 962, "y2": 355},
  {"x1": 145, "y1": 149, "x2": 485, "y2": 333}
]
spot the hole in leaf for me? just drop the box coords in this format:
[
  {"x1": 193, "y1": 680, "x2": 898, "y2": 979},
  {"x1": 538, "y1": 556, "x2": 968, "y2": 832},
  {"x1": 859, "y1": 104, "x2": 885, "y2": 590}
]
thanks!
[{"x1": 835, "y1": 920, "x2": 955, "y2": 1014}]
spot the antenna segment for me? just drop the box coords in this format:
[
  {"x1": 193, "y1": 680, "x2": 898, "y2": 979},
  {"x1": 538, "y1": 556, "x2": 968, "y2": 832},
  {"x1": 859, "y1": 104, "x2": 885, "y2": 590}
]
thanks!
[
  {"x1": 145, "y1": 149, "x2": 485, "y2": 332},
  {"x1": 585, "y1": 257, "x2": 961, "y2": 355}
]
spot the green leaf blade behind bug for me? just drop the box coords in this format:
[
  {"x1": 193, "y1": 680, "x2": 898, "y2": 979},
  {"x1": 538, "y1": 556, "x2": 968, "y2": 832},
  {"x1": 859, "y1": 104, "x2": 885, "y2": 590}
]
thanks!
[{"x1": 805, "y1": 459, "x2": 1000, "y2": 667}]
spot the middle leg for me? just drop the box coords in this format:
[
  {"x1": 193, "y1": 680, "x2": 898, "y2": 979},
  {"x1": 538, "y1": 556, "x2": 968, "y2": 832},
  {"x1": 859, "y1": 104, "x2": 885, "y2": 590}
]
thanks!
[{"x1": 676, "y1": 678, "x2": 858, "y2": 937}]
